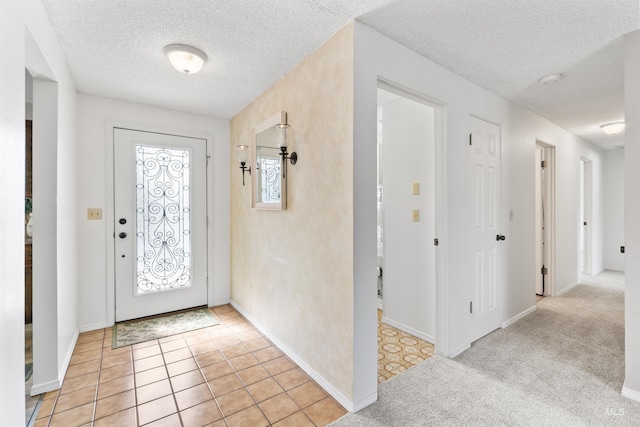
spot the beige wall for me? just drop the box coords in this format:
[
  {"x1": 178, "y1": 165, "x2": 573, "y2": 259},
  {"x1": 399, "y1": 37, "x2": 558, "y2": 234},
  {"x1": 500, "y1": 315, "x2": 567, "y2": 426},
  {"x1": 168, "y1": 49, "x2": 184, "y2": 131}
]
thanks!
[{"x1": 230, "y1": 24, "x2": 355, "y2": 403}]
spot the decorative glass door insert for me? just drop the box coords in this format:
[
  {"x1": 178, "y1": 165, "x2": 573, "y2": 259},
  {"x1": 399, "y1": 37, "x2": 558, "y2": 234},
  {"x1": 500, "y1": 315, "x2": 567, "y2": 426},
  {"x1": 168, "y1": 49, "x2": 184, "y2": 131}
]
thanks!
[
  {"x1": 114, "y1": 128, "x2": 207, "y2": 322},
  {"x1": 135, "y1": 145, "x2": 192, "y2": 295}
]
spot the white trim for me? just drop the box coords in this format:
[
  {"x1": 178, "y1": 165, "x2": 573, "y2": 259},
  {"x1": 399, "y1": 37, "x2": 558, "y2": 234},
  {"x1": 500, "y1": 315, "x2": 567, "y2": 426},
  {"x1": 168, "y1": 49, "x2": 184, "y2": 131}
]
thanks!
[
  {"x1": 501, "y1": 305, "x2": 536, "y2": 329},
  {"x1": 106, "y1": 121, "x2": 213, "y2": 324},
  {"x1": 79, "y1": 322, "x2": 110, "y2": 333},
  {"x1": 30, "y1": 379, "x2": 62, "y2": 396},
  {"x1": 211, "y1": 299, "x2": 231, "y2": 307},
  {"x1": 449, "y1": 342, "x2": 471, "y2": 358},
  {"x1": 555, "y1": 281, "x2": 579, "y2": 297},
  {"x1": 377, "y1": 78, "x2": 448, "y2": 356},
  {"x1": 622, "y1": 382, "x2": 640, "y2": 402},
  {"x1": 381, "y1": 316, "x2": 435, "y2": 344},
  {"x1": 31, "y1": 328, "x2": 78, "y2": 396},
  {"x1": 377, "y1": 298, "x2": 383, "y2": 310},
  {"x1": 230, "y1": 299, "x2": 358, "y2": 412}
]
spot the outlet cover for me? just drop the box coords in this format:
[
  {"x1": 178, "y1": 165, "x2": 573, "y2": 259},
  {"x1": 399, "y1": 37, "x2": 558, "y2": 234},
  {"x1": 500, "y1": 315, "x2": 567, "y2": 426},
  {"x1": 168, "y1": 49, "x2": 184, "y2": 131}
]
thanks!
[{"x1": 87, "y1": 208, "x2": 102, "y2": 220}]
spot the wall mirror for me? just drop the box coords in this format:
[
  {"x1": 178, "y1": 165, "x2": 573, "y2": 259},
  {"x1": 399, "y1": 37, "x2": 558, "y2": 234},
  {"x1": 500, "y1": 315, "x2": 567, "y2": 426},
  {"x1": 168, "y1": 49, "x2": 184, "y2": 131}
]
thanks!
[{"x1": 252, "y1": 111, "x2": 287, "y2": 210}]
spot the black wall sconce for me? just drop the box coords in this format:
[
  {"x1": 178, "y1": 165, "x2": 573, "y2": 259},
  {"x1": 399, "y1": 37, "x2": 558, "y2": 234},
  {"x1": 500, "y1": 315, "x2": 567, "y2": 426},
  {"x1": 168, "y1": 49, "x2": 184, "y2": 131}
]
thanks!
[
  {"x1": 236, "y1": 144, "x2": 251, "y2": 186},
  {"x1": 276, "y1": 123, "x2": 297, "y2": 179}
]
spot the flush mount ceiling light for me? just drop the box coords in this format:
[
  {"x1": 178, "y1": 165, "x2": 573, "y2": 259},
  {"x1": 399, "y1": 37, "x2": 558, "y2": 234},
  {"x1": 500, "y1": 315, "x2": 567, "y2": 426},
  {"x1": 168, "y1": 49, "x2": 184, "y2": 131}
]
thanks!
[
  {"x1": 538, "y1": 73, "x2": 563, "y2": 85},
  {"x1": 164, "y1": 44, "x2": 207, "y2": 74},
  {"x1": 600, "y1": 121, "x2": 625, "y2": 135}
]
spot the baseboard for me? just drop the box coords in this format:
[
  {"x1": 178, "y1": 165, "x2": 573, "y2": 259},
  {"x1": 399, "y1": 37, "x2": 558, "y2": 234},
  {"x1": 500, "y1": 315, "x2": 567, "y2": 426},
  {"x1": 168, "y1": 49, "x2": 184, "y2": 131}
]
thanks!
[
  {"x1": 352, "y1": 390, "x2": 378, "y2": 412},
  {"x1": 377, "y1": 298, "x2": 383, "y2": 310},
  {"x1": 622, "y1": 382, "x2": 640, "y2": 402},
  {"x1": 211, "y1": 299, "x2": 231, "y2": 307},
  {"x1": 449, "y1": 342, "x2": 471, "y2": 358},
  {"x1": 79, "y1": 322, "x2": 109, "y2": 333},
  {"x1": 31, "y1": 328, "x2": 79, "y2": 396},
  {"x1": 555, "y1": 281, "x2": 579, "y2": 297},
  {"x1": 30, "y1": 379, "x2": 62, "y2": 396},
  {"x1": 501, "y1": 305, "x2": 537, "y2": 329},
  {"x1": 230, "y1": 299, "x2": 356, "y2": 412},
  {"x1": 380, "y1": 316, "x2": 435, "y2": 344}
]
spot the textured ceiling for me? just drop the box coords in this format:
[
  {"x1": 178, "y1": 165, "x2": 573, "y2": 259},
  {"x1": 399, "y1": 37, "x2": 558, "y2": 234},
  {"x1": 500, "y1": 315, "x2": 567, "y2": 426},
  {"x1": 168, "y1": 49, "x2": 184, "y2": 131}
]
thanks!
[{"x1": 41, "y1": 0, "x2": 639, "y2": 149}]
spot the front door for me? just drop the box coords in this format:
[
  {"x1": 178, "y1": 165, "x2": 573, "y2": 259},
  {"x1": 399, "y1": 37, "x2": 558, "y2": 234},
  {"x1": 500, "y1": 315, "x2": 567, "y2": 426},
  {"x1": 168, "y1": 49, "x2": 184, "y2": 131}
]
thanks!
[
  {"x1": 469, "y1": 116, "x2": 502, "y2": 341},
  {"x1": 114, "y1": 128, "x2": 208, "y2": 322}
]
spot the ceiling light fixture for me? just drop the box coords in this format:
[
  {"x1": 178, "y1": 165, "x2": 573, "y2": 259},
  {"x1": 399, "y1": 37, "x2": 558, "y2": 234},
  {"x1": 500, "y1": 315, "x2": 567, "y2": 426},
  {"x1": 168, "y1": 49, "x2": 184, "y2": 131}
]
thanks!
[
  {"x1": 164, "y1": 44, "x2": 207, "y2": 74},
  {"x1": 600, "y1": 121, "x2": 625, "y2": 135},
  {"x1": 538, "y1": 73, "x2": 563, "y2": 85}
]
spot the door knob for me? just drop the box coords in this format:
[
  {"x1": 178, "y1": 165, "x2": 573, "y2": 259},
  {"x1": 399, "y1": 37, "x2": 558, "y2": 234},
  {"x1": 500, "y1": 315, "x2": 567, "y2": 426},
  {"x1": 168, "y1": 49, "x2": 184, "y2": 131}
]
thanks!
[
  {"x1": 119, "y1": 232, "x2": 127, "y2": 239},
  {"x1": 496, "y1": 234, "x2": 506, "y2": 241}
]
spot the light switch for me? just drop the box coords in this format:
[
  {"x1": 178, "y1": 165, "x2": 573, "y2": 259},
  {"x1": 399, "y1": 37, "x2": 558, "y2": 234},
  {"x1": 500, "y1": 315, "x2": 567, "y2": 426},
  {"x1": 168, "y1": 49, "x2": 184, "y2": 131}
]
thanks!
[
  {"x1": 87, "y1": 208, "x2": 102, "y2": 220},
  {"x1": 413, "y1": 209, "x2": 420, "y2": 222},
  {"x1": 412, "y1": 182, "x2": 420, "y2": 195}
]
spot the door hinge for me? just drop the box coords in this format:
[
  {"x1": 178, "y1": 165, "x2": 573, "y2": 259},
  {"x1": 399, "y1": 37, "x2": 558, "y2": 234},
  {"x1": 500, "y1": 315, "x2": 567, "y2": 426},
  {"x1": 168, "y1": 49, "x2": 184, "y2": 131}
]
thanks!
[
  {"x1": 469, "y1": 133, "x2": 473, "y2": 145},
  {"x1": 434, "y1": 238, "x2": 439, "y2": 246},
  {"x1": 206, "y1": 155, "x2": 211, "y2": 166},
  {"x1": 541, "y1": 266, "x2": 548, "y2": 275},
  {"x1": 207, "y1": 277, "x2": 209, "y2": 285},
  {"x1": 470, "y1": 301, "x2": 473, "y2": 314},
  {"x1": 541, "y1": 160, "x2": 547, "y2": 169}
]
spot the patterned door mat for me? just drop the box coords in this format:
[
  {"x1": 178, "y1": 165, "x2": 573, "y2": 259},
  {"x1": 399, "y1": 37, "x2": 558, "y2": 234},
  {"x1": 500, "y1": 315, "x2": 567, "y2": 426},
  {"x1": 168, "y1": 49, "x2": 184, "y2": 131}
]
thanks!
[{"x1": 112, "y1": 307, "x2": 219, "y2": 348}]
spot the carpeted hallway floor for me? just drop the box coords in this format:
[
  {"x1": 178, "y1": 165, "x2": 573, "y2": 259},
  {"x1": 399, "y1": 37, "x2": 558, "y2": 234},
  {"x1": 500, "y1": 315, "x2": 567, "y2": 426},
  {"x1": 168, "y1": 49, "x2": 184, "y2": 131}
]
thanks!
[{"x1": 331, "y1": 271, "x2": 640, "y2": 426}]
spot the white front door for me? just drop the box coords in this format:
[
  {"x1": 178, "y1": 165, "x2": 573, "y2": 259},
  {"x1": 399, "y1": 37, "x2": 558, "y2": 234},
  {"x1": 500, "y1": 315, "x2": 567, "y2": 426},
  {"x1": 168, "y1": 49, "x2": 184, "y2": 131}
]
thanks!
[
  {"x1": 469, "y1": 116, "x2": 502, "y2": 341},
  {"x1": 114, "y1": 128, "x2": 208, "y2": 322}
]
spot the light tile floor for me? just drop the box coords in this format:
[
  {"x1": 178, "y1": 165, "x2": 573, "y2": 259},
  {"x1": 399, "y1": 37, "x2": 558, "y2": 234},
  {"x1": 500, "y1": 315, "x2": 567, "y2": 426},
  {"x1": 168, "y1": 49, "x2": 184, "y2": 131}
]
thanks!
[
  {"x1": 377, "y1": 310, "x2": 435, "y2": 383},
  {"x1": 33, "y1": 305, "x2": 346, "y2": 427}
]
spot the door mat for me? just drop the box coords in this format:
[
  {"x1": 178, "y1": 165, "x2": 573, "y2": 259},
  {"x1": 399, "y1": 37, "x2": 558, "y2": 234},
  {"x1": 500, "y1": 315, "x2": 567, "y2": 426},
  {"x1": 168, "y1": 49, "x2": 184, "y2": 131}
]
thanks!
[{"x1": 112, "y1": 307, "x2": 219, "y2": 348}]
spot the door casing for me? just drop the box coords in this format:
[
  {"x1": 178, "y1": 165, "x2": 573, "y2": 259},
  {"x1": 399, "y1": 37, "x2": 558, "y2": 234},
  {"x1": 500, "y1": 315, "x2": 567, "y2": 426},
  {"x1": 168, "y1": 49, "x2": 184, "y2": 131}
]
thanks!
[{"x1": 106, "y1": 122, "x2": 213, "y2": 326}]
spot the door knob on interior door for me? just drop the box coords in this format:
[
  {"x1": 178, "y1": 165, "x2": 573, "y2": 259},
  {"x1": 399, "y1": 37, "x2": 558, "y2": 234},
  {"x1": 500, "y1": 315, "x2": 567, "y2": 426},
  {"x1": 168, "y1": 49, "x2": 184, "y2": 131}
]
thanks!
[
  {"x1": 496, "y1": 234, "x2": 506, "y2": 241},
  {"x1": 119, "y1": 232, "x2": 127, "y2": 239}
]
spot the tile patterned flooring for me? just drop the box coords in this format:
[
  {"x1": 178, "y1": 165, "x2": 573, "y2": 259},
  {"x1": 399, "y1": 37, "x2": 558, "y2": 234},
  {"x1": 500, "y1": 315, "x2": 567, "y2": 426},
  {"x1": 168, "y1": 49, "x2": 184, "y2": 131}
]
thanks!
[
  {"x1": 377, "y1": 310, "x2": 435, "y2": 383},
  {"x1": 32, "y1": 305, "x2": 346, "y2": 427}
]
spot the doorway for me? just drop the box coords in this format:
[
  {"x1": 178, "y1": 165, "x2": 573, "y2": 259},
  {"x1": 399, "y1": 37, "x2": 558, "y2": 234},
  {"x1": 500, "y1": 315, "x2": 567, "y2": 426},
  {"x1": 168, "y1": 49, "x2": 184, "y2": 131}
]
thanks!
[
  {"x1": 113, "y1": 128, "x2": 209, "y2": 321},
  {"x1": 375, "y1": 82, "x2": 440, "y2": 381},
  {"x1": 579, "y1": 158, "x2": 593, "y2": 276},
  {"x1": 535, "y1": 142, "x2": 556, "y2": 298}
]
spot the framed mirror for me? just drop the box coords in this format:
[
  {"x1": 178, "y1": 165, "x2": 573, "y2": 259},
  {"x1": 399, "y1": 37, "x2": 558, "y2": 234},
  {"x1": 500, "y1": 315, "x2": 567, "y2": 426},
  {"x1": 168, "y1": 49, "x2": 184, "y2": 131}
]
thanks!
[{"x1": 251, "y1": 111, "x2": 287, "y2": 210}]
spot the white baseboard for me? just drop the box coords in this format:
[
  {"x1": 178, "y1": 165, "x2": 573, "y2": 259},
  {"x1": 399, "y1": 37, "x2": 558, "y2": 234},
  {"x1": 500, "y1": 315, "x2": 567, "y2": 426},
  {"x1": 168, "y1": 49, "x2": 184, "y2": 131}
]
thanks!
[
  {"x1": 31, "y1": 328, "x2": 79, "y2": 396},
  {"x1": 501, "y1": 305, "x2": 537, "y2": 329},
  {"x1": 377, "y1": 298, "x2": 383, "y2": 310},
  {"x1": 230, "y1": 299, "x2": 356, "y2": 412},
  {"x1": 622, "y1": 382, "x2": 640, "y2": 402},
  {"x1": 449, "y1": 343, "x2": 471, "y2": 358},
  {"x1": 79, "y1": 322, "x2": 109, "y2": 333},
  {"x1": 555, "y1": 281, "x2": 579, "y2": 297},
  {"x1": 211, "y1": 299, "x2": 231, "y2": 307},
  {"x1": 380, "y1": 316, "x2": 435, "y2": 344},
  {"x1": 31, "y1": 379, "x2": 62, "y2": 396},
  {"x1": 352, "y1": 390, "x2": 378, "y2": 412}
]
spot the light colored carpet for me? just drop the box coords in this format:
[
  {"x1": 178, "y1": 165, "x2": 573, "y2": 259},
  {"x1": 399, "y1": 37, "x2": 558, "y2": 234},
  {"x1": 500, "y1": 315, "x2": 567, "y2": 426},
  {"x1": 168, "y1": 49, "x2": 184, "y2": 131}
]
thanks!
[
  {"x1": 331, "y1": 271, "x2": 640, "y2": 426},
  {"x1": 112, "y1": 307, "x2": 219, "y2": 348}
]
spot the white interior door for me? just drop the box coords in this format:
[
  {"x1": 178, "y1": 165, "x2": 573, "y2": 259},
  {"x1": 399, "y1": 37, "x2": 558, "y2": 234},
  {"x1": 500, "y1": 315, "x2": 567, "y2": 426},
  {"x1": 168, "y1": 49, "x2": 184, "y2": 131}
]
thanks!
[
  {"x1": 114, "y1": 128, "x2": 208, "y2": 322},
  {"x1": 470, "y1": 116, "x2": 502, "y2": 341}
]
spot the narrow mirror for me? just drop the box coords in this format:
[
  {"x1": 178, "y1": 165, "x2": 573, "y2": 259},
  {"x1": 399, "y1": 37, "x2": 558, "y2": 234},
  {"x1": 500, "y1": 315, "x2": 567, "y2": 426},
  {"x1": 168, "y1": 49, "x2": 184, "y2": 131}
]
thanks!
[{"x1": 252, "y1": 111, "x2": 287, "y2": 210}]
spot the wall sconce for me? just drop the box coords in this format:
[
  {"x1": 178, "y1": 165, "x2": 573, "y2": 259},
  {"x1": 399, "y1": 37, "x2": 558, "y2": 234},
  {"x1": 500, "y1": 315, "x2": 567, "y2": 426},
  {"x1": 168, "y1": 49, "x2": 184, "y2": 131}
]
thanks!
[
  {"x1": 276, "y1": 124, "x2": 297, "y2": 179},
  {"x1": 600, "y1": 121, "x2": 625, "y2": 135},
  {"x1": 236, "y1": 145, "x2": 251, "y2": 186}
]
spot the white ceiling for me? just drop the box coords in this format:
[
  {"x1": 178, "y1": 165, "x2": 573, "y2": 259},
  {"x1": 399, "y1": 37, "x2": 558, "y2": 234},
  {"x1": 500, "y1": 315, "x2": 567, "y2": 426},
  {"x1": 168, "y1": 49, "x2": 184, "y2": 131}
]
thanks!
[{"x1": 41, "y1": 0, "x2": 639, "y2": 149}]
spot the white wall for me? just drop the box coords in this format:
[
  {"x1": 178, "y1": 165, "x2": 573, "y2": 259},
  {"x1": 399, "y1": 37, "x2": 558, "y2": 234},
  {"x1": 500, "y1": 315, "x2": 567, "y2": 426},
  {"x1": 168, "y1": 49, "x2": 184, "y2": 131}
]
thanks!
[
  {"x1": 380, "y1": 96, "x2": 436, "y2": 342},
  {"x1": 603, "y1": 149, "x2": 625, "y2": 272},
  {"x1": 623, "y1": 29, "x2": 640, "y2": 400},
  {"x1": 353, "y1": 22, "x2": 604, "y2": 363},
  {"x1": 76, "y1": 94, "x2": 230, "y2": 330},
  {"x1": 0, "y1": 0, "x2": 79, "y2": 421}
]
